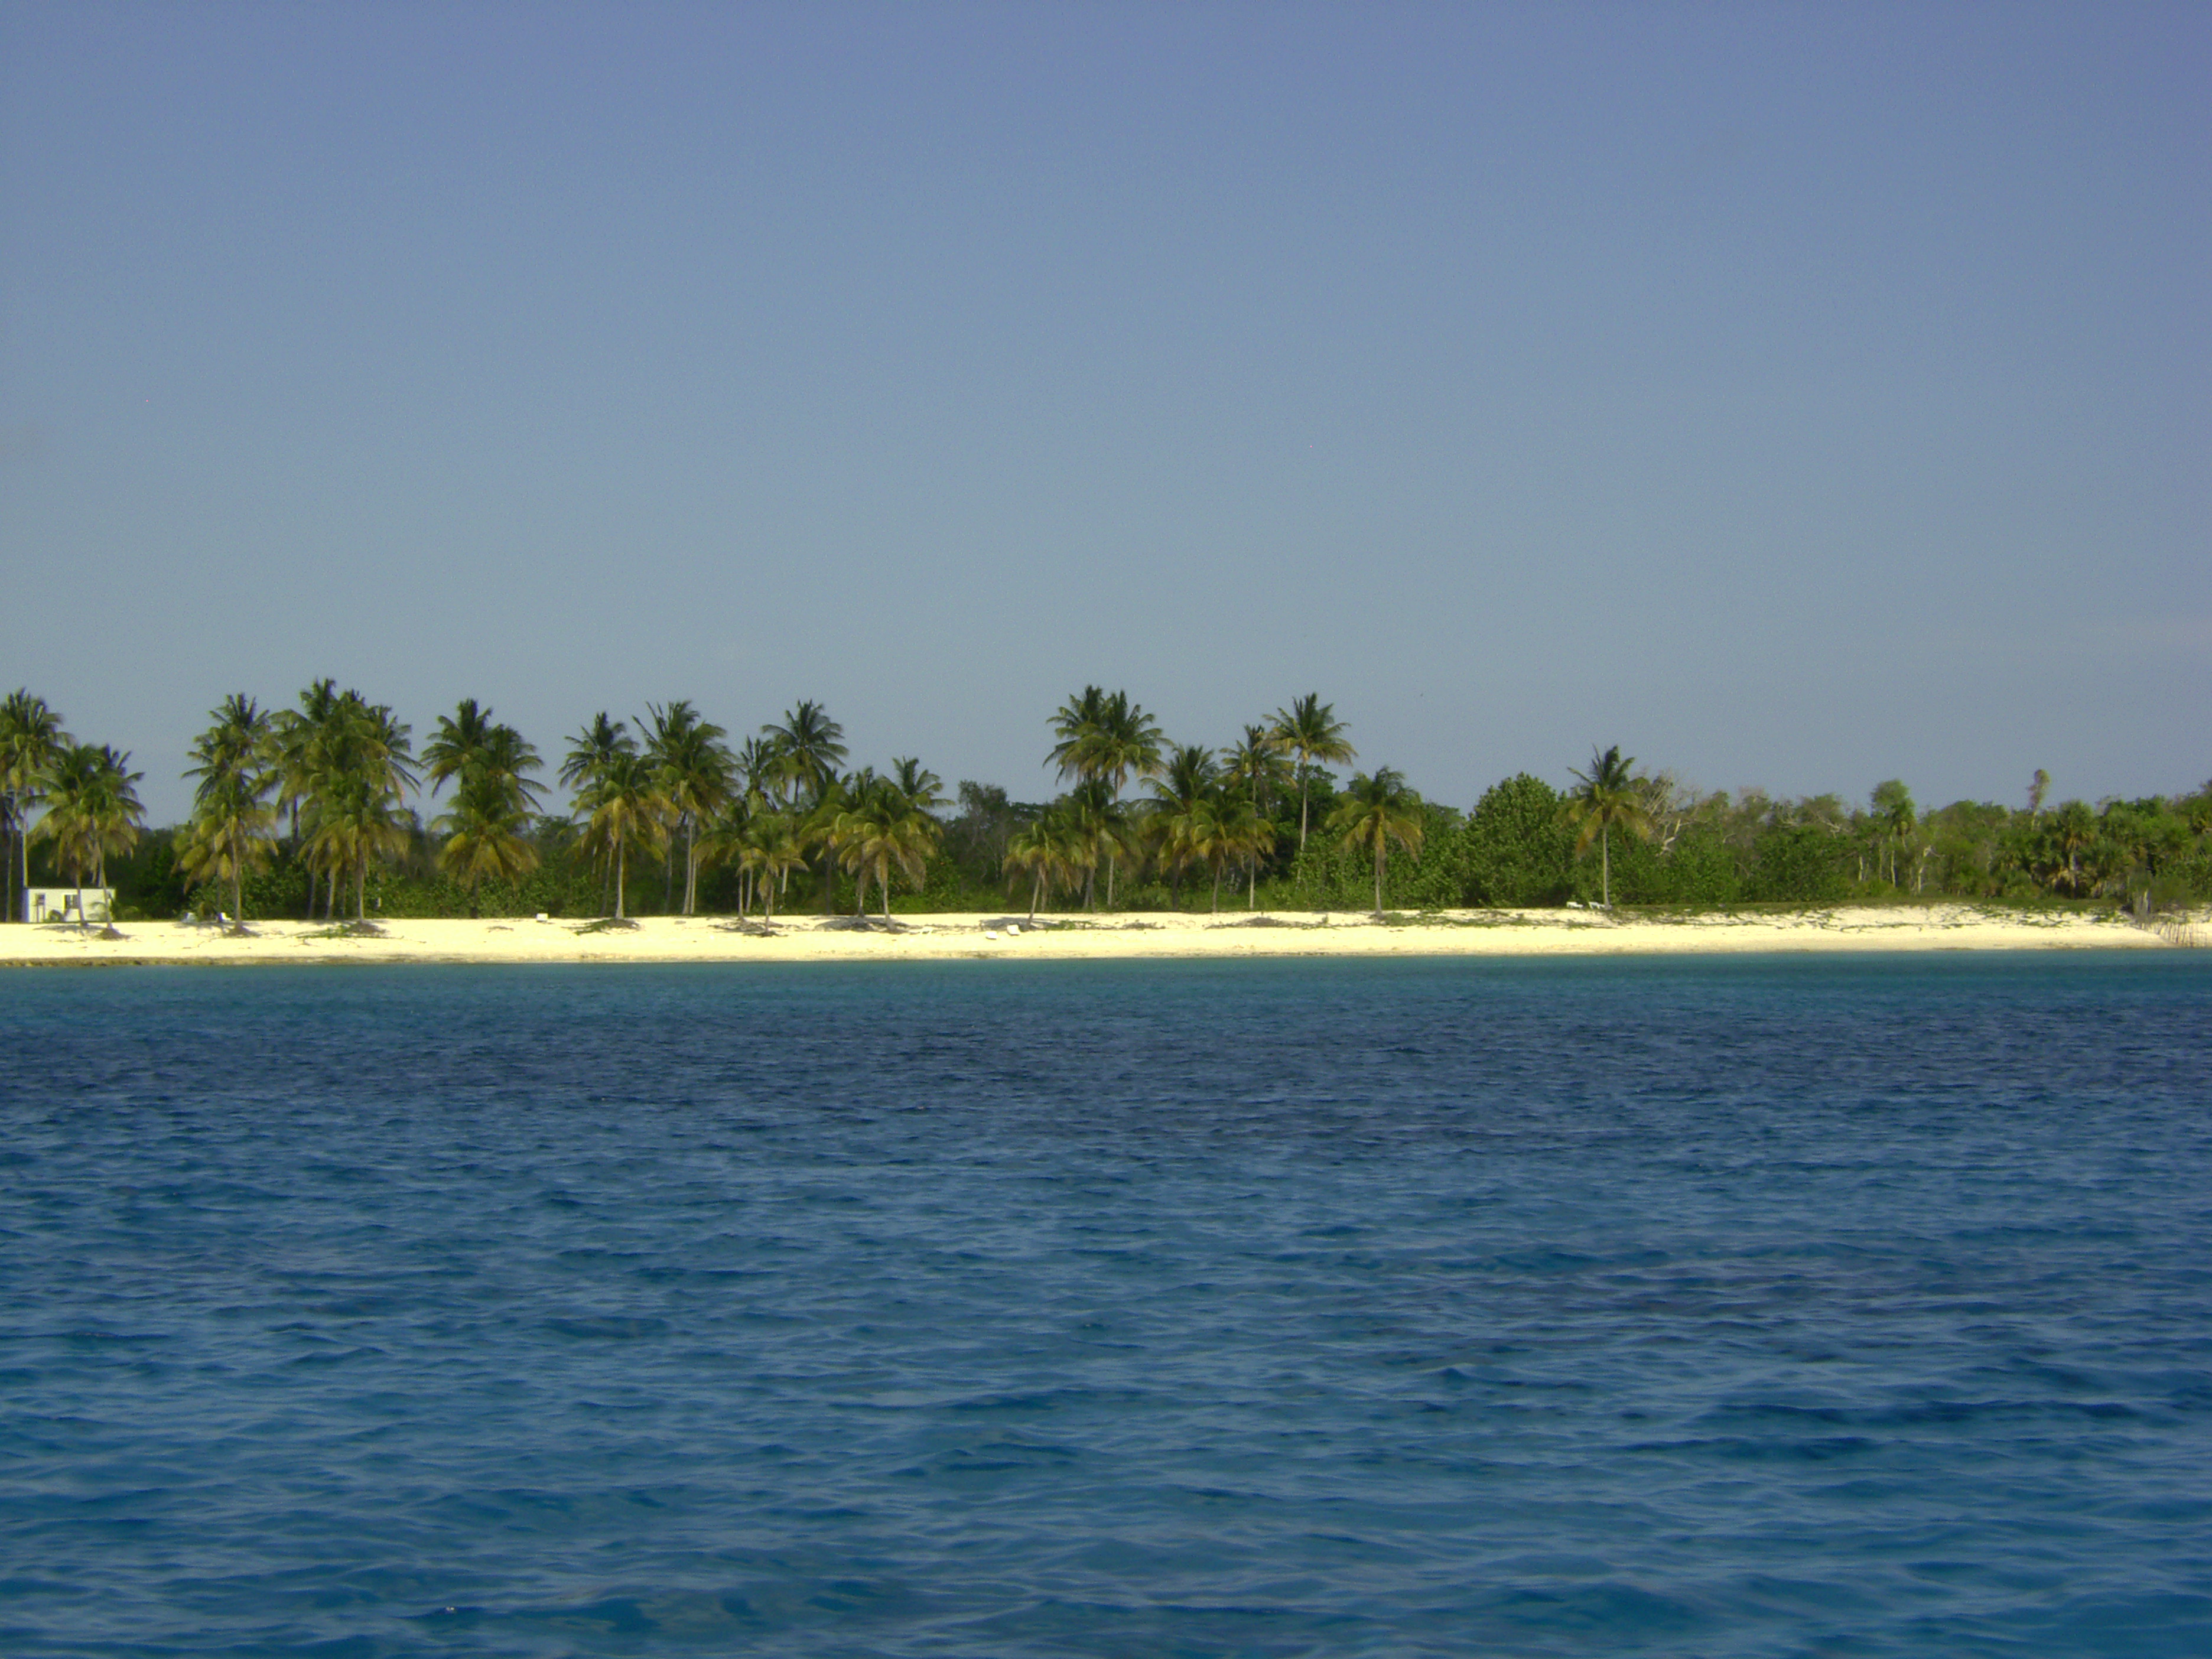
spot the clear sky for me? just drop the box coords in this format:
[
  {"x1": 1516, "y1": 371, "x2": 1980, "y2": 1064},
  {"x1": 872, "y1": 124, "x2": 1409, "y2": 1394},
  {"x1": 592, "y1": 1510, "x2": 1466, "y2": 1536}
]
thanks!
[{"x1": 4, "y1": 1, "x2": 2205, "y2": 824}]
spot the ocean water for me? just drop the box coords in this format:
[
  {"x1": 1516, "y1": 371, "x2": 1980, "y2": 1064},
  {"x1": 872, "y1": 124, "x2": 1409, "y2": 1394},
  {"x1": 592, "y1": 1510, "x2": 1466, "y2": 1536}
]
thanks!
[{"x1": 2, "y1": 954, "x2": 2208, "y2": 1657}]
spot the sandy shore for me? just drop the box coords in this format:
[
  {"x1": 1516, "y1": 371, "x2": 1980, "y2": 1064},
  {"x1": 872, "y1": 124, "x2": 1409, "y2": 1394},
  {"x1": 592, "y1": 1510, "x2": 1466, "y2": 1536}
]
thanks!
[{"x1": 3, "y1": 906, "x2": 2201, "y2": 967}]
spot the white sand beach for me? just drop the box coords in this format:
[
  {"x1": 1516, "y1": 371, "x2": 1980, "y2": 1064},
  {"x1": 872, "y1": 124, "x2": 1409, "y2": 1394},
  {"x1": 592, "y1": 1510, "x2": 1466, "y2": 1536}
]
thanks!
[{"x1": 3, "y1": 906, "x2": 2201, "y2": 967}]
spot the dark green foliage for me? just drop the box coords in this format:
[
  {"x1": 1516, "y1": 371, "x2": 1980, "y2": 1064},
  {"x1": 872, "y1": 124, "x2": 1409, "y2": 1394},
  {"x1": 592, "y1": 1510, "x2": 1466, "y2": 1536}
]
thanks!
[
  {"x1": 1457, "y1": 775, "x2": 1572, "y2": 906},
  {"x1": 1745, "y1": 824, "x2": 1849, "y2": 904}
]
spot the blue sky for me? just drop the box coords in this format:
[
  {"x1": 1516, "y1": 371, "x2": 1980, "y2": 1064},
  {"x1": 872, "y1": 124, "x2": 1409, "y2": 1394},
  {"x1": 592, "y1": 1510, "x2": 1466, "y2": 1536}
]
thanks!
[{"x1": 3, "y1": 1, "x2": 2205, "y2": 823}]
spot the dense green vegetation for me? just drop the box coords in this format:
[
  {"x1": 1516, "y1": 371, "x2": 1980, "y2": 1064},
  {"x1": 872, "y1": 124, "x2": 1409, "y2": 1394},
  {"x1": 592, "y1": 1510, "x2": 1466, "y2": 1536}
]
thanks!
[{"x1": 3, "y1": 684, "x2": 2207, "y2": 923}]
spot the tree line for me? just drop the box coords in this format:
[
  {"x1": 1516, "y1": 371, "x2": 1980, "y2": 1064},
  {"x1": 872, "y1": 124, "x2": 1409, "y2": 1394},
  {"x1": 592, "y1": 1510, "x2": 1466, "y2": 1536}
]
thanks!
[{"x1": 2, "y1": 684, "x2": 2207, "y2": 925}]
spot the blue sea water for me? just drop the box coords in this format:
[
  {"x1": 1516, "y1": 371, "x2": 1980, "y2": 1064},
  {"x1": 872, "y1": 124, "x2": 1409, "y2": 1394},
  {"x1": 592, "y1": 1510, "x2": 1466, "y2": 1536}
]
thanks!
[{"x1": 2, "y1": 954, "x2": 2209, "y2": 1657}]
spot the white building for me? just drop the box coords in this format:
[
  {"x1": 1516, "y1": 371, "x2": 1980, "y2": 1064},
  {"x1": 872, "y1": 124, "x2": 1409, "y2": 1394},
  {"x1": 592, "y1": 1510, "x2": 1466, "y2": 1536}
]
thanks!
[{"x1": 24, "y1": 887, "x2": 113, "y2": 924}]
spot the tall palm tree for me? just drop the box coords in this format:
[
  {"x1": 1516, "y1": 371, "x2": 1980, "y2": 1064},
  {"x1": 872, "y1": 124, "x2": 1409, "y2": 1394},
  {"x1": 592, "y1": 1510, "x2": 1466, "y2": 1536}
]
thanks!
[
  {"x1": 574, "y1": 749, "x2": 664, "y2": 920},
  {"x1": 561, "y1": 713, "x2": 635, "y2": 915},
  {"x1": 1270, "y1": 694, "x2": 1356, "y2": 852},
  {"x1": 1328, "y1": 767, "x2": 1424, "y2": 918},
  {"x1": 1224, "y1": 723, "x2": 1290, "y2": 813},
  {"x1": 648, "y1": 701, "x2": 733, "y2": 915},
  {"x1": 309, "y1": 772, "x2": 411, "y2": 922},
  {"x1": 33, "y1": 742, "x2": 145, "y2": 925},
  {"x1": 1564, "y1": 744, "x2": 1651, "y2": 909},
  {"x1": 279, "y1": 687, "x2": 415, "y2": 920},
  {"x1": 1870, "y1": 780, "x2": 1917, "y2": 888},
  {"x1": 180, "y1": 695, "x2": 279, "y2": 925},
  {"x1": 422, "y1": 698, "x2": 496, "y2": 795},
  {"x1": 762, "y1": 702, "x2": 848, "y2": 913},
  {"x1": 0, "y1": 690, "x2": 70, "y2": 921},
  {"x1": 1048, "y1": 687, "x2": 1162, "y2": 906},
  {"x1": 273, "y1": 679, "x2": 343, "y2": 916}
]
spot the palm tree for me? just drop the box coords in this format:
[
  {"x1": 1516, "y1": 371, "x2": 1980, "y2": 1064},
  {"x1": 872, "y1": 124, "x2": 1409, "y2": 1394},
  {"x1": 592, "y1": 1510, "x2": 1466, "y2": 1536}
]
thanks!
[
  {"x1": 1870, "y1": 780, "x2": 1917, "y2": 888},
  {"x1": 434, "y1": 772, "x2": 541, "y2": 915},
  {"x1": 1328, "y1": 767, "x2": 1424, "y2": 917},
  {"x1": 422, "y1": 698, "x2": 496, "y2": 794},
  {"x1": 574, "y1": 749, "x2": 664, "y2": 920},
  {"x1": 33, "y1": 743, "x2": 145, "y2": 925},
  {"x1": 273, "y1": 679, "x2": 343, "y2": 916},
  {"x1": 0, "y1": 690, "x2": 70, "y2": 922},
  {"x1": 835, "y1": 770, "x2": 940, "y2": 920},
  {"x1": 561, "y1": 712, "x2": 633, "y2": 792},
  {"x1": 561, "y1": 713, "x2": 635, "y2": 913},
  {"x1": 1219, "y1": 794, "x2": 1277, "y2": 909},
  {"x1": 180, "y1": 695, "x2": 278, "y2": 925},
  {"x1": 1048, "y1": 688, "x2": 1163, "y2": 906},
  {"x1": 762, "y1": 702, "x2": 848, "y2": 913},
  {"x1": 742, "y1": 811, "x2": 808, "y2": 920},
  {"x1": 1564, "y1": 744, "x2": 1651, "y2": 908},
  {"x1": 281, "y1": 688, "x2": 415, "y2": 920},
  {"x1": 1270, "y1": 694, "x2": 1356, "y2": 852},
  {"x1": 1146, "y1": 744, "x2": 1221, "y2": 909},
  {"x1": 309, "y1": 772, "x2": 411, "y2": 922},
  {"x1": 647, "y1": 701, "x2": 733, "y2": 915},
  {"x1": 1004, "y1": 806, "x2": 1082, "y2": 922},
  {"x1": 1224, "y1": 723, "x2": 1290, "y2": 813},
  {"x1": 2045, "y1": 801, "x2": 2096, "y2": 896}
]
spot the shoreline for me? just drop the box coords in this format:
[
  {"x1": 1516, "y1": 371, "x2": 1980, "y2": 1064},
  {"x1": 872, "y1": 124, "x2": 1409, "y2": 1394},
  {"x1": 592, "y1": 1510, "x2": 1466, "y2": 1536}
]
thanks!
[{"x1": 2, "y1": 906, "x2": 2201, "y2": 967}]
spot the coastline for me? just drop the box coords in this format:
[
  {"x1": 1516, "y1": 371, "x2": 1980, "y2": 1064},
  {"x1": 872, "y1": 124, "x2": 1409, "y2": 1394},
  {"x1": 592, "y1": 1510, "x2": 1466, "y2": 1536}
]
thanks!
[{"x1": 1, "y1": 905, "x2": 2199, "y2": 967}]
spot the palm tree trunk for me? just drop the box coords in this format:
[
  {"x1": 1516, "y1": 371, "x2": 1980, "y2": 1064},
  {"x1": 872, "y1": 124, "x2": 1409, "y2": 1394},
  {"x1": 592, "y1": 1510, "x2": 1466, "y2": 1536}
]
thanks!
[
  {"x1": 232, "y1": 860, "x2": 243, "y2": 928},
  {"x1": 1299, "y1": 772, "x2": 1310, "y2": 851},
  {"x1": 356, "y1": 860, "x2": 366, "y2": 921},
  {"x1": 1105, "y1": 849, "x2": 1115, "y2": 909},
  {"x1": 1601, "y1": 827, "x2": 1611, "y2": 908},
  {"x1": 1248, "y1": 857, "x2": 1256, "y2": 909},
  {"x1": 1029, "y1": 868, "x2": 1041, "y2": 922},
  {"x1": 880, "y1": 858, "x2": 892, "y2": 920},
  {"x1": 615, "y1": 840, "x2": 627, "y2": 919},
  {"x1": 1211, "y1": 866, "x2": 1221, "y2": 912},
  {"x1": 1374, "y1": 843, "x2": 1384, "y2": 916}
]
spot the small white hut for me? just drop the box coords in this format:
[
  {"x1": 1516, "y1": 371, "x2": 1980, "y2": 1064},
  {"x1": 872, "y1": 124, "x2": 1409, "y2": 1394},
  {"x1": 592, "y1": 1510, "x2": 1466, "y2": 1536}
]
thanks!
[{"x1": 24, "y1": 887, "x2": 113, "y2": 925}]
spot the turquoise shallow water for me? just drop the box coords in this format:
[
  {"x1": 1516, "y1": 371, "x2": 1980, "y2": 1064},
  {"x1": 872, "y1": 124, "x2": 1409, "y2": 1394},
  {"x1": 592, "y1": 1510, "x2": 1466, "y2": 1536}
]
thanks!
[{"x1": 2, "y1": 953, "x2": 2208, "y2": 1656}]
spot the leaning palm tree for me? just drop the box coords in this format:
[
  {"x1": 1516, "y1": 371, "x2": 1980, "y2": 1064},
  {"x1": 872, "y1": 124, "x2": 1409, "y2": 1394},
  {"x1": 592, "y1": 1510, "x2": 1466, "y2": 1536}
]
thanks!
[
  {"x1": 1328, "y1": 767, "x2": 1424, "y2": 918},
  {"x1": 0, "y1": 689, "x2": 70, "y2": 922},
  {"x1": 1270, "y1": 694, "x2": 1356, "y2": 851},
  {"x1": 1564, "y1": 744, "x2": 1652, "y2": 909}
]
